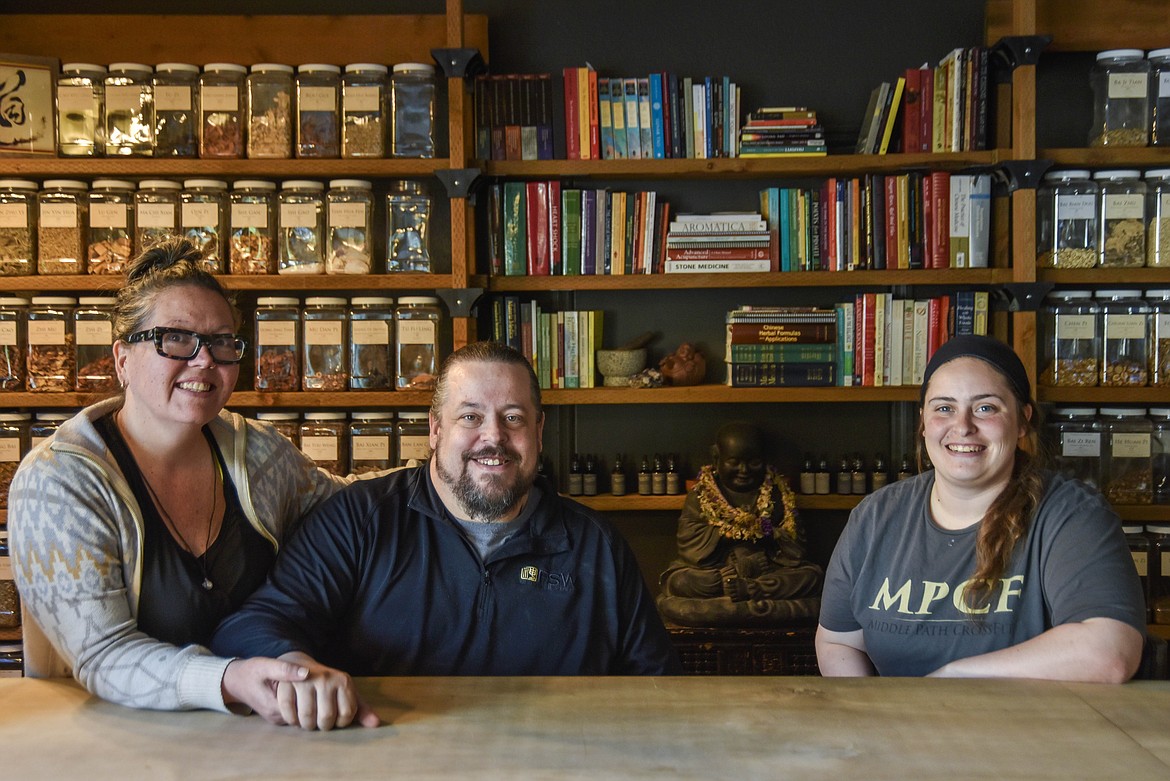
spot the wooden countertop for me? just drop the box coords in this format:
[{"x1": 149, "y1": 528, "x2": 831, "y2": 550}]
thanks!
[{"x1": 1, "y1": 676, "x2": 1169, "y2": 779}]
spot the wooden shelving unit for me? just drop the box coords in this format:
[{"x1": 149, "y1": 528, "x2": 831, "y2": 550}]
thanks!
[{"x1": 570, "y1": 493, "x2": 866, "y2": 513}]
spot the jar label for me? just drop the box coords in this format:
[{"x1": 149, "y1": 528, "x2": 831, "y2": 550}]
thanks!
[
  {"x1": 299, "y1": 86, "x2": 337, "y2": 111},
  {"x1": 280, "y1": 203, "x2": 318, "y2": 228},
  {"x1": 0, "y1": 554, "x2": 12, "y2": 580},
  {"x1": 329, "y1": 201, "x2": 367, "y2": 228},
  {"x1": 1055, "y1": 314, "x2": 1096, "y2": 338},
  {"x1": 304, "y1": 320, "x2": 343, "y2": 345},
  {"x1": 301, "y1": 435, "x2": 338, "y2": 462},
  {"x1": 344, "y1": 85, "x2": 382, "y2": 113},
  {"x1": 90, "y1": 202, "x2": 128, "y2": 229},
  {"x1": 1132, "y1": 551, "x2": 1148, "y2": 577},
  {"x1": 201, "y1": 85, "x2": 239, "y2": 112},
  {"x1": 1163, "y1": 551, "x2": 1170, "y2": 573},
  {"x1": 40, "y1": 202, "x2": 78, "y2": 228},
  {"x1": 1062, "y1": 432, "x2": 1100, "y2": 457},
  {"x1": 1112, "y1": 432, "x2": 1150, "y2": 458},
  {"x1": 137, "y1": 203, "x2": 175, "y2": 228},
  {"x1": 182, "y1": 202, "x2": 220, "y2": 227},
  {"x1": 106, "y1": 85, "x2": 144, "y2": 112},
  {"x1": 399, "y1": 434, "x2": 429, "y2": 460},
  {"x1": 155, "y1": 85, "x2": 192, "y2": 111},
  {"x1": 76, "y1": 320, "x2": 112, "y2": 346},
  {"x1": 352, "y1": 435, "x2": 390, "y2": 461},
  {"x1": 0, "y1": 437, "x2": 20, "y2": 462},
  {"x1": 398, "y1": 319, "x2": 435, "y2": 345},
  {"x1": 1108, "y1": 73, "x2": 1148, "y2": 98},
  {"x1": 1157, "y1": 313, "x2": 1170, "y2": 334},
  {"x1": 232, "y1": 202, "x2": 268, "y2": 229},
  {"x1": 351, "y1": 319, "x2": 389, "y2": 345},
  {"x1": 1161, "y1": 72, "x2": 1170, "y2": 98},
  {"x1": 1105, "y1": 314, "x2": 1146, "y2": 339},
  {"x1": 0, "y1": 322, "x2": 15, "y2": 346},
  {"x1": 258, "y1": 320, "x2": 297, "y2": 343},
  {"x1": 57, "y1": 85, "x2": 96, "y2": 113},
  {"x1": 1056, "y1": 194, "x2": 1095, "y2": 220},
  {"x1": 0, "y1": 202, "x2": 27, "y2": 229},
  {"x1": 1103, "y1": 193, "x2": 1143, "y2": 219},
  {"x1": 1160, "y1": 193, "x2": 1170, "y2": 214},
  {"x1": 28, "y1": 320, "x2": 66, "y2": 346},
  {"x1": 30, "y1": 435, "x2": 50, "y2": 449}
]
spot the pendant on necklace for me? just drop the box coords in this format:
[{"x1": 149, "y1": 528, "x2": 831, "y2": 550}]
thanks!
[{"x1": 201, "y1": 577, "x2": 214, "y2": 591}]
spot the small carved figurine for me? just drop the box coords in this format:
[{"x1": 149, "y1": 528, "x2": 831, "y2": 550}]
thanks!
[{"x1": 658, "y1": 342, "x2": 706, "y2": 386}]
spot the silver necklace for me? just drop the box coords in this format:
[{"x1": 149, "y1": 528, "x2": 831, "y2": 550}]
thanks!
[{"x1": 139, "y1": 443, "x2": 220, "y2": 592}]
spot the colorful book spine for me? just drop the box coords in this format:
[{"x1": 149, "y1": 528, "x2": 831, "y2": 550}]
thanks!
[
  {"x1": 502, "y1": 181, "x2": 526, "y2": 276},
  {"x1": 610, "y1": 78, "x2": 628, "y2": 159},
  {"x1": 597, "y1": 78, "x2": 615, "y2": 160},
  {"x1": 727, "y1": 343, "x2": 836, "y2": 363},
  {"x1": 649, "y1": 72, "x2": 666, "y2": 159},
  {"x1": 562, "y1": 188, "x2": 582, "y2": 275},
  {"x1": 623, "y1": 78, "x2": 641, "y2": 159},
  {"x1": 726, "y1": 362, "x2": 836, "y2": 387}
]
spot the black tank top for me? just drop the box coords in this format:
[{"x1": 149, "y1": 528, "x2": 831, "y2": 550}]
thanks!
[{"x1": 95, "y1": 414, "x2": 276, "y2": 647}]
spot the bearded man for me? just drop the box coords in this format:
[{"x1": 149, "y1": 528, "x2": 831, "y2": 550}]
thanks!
[{"x1": 212, "y1": 341, "x2": 679, "y2": 730}]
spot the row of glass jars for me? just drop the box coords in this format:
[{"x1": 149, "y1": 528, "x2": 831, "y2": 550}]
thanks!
[
  {"x1": 253, "y1": 410, "x2": 430, "y2": 476},
  {"x1": 1040, "y1": 289, "x2": 1169, "y2": 387},
  {"x1": 1037, "y1": 169, "x2": 1170, "y2": 268},
  {"x1": 1046, "y1": 407, "x2": 1169, "y2": 505},
  {"x1": 58, "y1": 61, "x2": 436, "y2": 159},
  {"x1": 1089, "y1": 49, "x2": 1170, "y2": 147},
  {"x1": 1123, "y1": 524, "x2": 1170, "y2": 624},
  {"x1": 0, "y1": 178, "x2": 433, "y2": 276},
  {"x1": 256, "y1": 296, "x2": 442, "y2": 392},
  {"x1": 0, "y1": 297, "x2": 117, "y2": 394}
]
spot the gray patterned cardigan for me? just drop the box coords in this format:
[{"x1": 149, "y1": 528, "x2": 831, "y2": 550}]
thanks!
[{"x1": 8, "y1": 398, "x2": 363, "y2": 712}]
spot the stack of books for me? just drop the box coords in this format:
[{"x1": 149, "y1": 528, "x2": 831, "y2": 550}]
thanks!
[
  {"x1": 491, "y1": 296, "x2": 604, "y2": 389},
  {"x1": 739, "y1": 107, "x2": 827, "y2": 158},
  {"x1": 664, "y1": 213, "x2": 775, "y2": 273},
  {"x1": 724, "y1": 306, "x2": 838, "y2": 387}
]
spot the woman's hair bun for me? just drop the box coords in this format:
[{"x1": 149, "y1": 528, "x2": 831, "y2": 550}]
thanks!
[{"x1": 126, "y1": 238, "x2": 203, "y2": 283}]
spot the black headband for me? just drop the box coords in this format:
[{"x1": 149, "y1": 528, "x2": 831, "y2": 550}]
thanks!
[{"x1": 920, "y1": 335, "x2": 1031, "y2": 406}]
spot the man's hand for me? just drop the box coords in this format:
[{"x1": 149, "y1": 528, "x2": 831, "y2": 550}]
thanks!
[
  {"x1": 221, "y1": 657, "x2": 310, "y2": 722},
  {"x1": 274, "y1": 652, "x2": 381, "y2": 731}
]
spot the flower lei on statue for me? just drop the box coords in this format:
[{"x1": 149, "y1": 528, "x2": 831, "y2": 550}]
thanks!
[{"x1": 693, "y1": 464, "x2": 798, "y2": 543}]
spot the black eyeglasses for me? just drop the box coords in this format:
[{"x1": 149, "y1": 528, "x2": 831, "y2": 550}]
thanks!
[{"x1": 125, "y1": 327, "x2": 248, "y2": 364}]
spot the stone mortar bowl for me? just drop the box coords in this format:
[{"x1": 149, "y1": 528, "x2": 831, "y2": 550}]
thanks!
[{"x1": 596, "y1": 348, "x2": 647, "y2": 386}]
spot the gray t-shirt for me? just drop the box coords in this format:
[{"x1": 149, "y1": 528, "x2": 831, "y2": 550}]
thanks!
[
  {"x1": 819, "y1": 471, "x2": 1145, "y2": 677},
  {"x1": 450, "y1": 486, "x2": 542, "y2": 563}
]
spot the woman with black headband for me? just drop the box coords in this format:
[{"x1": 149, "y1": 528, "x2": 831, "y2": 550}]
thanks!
[
  {"x1": 9, "y1": 239, "x2": 378, "y2": 725},
  {"x1": 816, "y1": 334, "x2": 1145, "y2": 680}
]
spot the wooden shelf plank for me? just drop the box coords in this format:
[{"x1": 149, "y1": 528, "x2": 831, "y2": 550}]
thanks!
[
  {"x1": 0, "y1": 274, "x2": 459, "y2": 293},
  {"x1": 0, "y1": 391, "x2": 432, "y2": 408},
  {"x1": 569, "y1": 493, "x2": 865, "y2": 513},
  {"x1": 0, "y1": 158, "x2": 449, "y2": 179},
  {"x1": 542, "y1": 385, "x2": 918, "y2": 404},
  {"x1": 1113, "y1": 505, "x2": 1170, "y2": 523},
  {"x1": 0, "y1": 627, "x2": 22, "y2": 642},
  {"x1": 1041, "y1": 147, "x2": 1170, "y2": 167},
  {"x1": 1036, "y1": 387, "x2": 1168, "y2": 404},
  {"x1": 988, "y1": 0, "x2": 1170, "y2": 52},
  {"x1": 1037, "y1": 268, "x2": 1170, "y2": 285},
  {"x1": 490, "y1": 269, "x2": 1009, "y2": 292}
]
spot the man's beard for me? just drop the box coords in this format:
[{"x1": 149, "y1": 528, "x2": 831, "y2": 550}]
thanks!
[{"x1": 435, "y1": 442, "x2": 533, "y2": 521}]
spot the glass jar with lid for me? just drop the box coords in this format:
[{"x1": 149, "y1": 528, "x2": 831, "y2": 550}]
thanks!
[
  {"x1": 342, "y1": 63, "x2": 388, "y2": 158},
  {"x1": 395, "y1": 296, "x2": 442, "y2": 390},
  {"x1": 198, "y1": 63, "x2": 245, "y2": 158},
  {"x1": 37, "y1": 179, "x2": 87, "y2": 275},
  {"x1": 1094, "y1": 170, "x2": 1146, "y2": 267},
  {"x1": 56, "y1": 63, "x2": 106, "y2": 157},
  {"x1": 0, "y1": 296, "x2": 27, "y2": 390},
  {"x1": 1146, "y1": 170, "x2": 1170, "y2": 267},
  {"x1": 1040, "y1": 290, "x2": 1100, "y2": 386},
  {"x1": 395, "y1": 410, "x2": 430, "y2": 466},
  {"x1": 1151, "y1": 289, "x2": 1170, "y2": 387},
  {"x1": 30, "y1": 411, "x2": 71, "y2": 449},
  {"x1": 1123, "y1": 524, "x2": 1152, "y2": 621},
  {"x1": 1098, "y1": 290, "x2": 1150, "y2": 386},
  {"x1": 180, "y1": 179, "x2": 228, "y2": 273},
  {"x1": 254, "y1": 297, "x2": 300, "y2": 392},
  {"x1": 386, "y1": 180, "x2": 432, "y2": 272},
  {"x1": 296, "y1": 64, "x2": 341, "y2": 158},
  {"x1": 247, "y1": 63, "x2": 294, "y2": 158},
  {"x1": 349, "y1": 296, "x2": 394, "y2": 389},
  {"x1": 1152, "y1": 407, "x2": 1170, "y2": 505},
  {"x1": 278, "y1": 180, "x2": 325, "y2": 274},
  {"x1": 135, "y1": 179, "x2": 181, "y2": 252},
  {"x1": 1152, "y1": 49, "x2": 1170, "y2": 145},
  {"x1": 350, "y1": 411, "x2": 394, "y2": 474},
  {"x1": 299, "y1": 412, "x2": 347, "y2": 476},
  {"x1": 1090, "y1": 49, "x2": 1150, "y2": 147},
  {"x1": 1037, "y1": 170, "x2": 1098, "y2": 268},
  {"x1": 104, "y1": 62, "x2": 154, "y2": 156},
  {"x1": 326, "y1": 179, "x2": 373, "y2": 275},
  {"x1": 1046, "y1": 407, "x2": 1101, "y2": 489},
  {"x1": 254, "y1": 411, "x2": 300, "y2": 447},
  {"x1": 390, "y1": 63, "x2": 436, "y2": 158},
  {"x1": 27, "y1": 296, "x2": 76, "y2": 392},
  {"x1": 0, "y1": 529, "x2": 21, "y2": 629},
  {"x1": 229, "y1": 180, "x2": 276, "y2": 275},
  {"x1": 0, "y1": 642, "x2": 21, "y2": 676},
  {"x1": 302, "y1": 297, "x2": 348, "y2": 391},
  {"x1": 1149, "y1": 525, "x2": 1170, "y2": 624},
  {"x1": 74, "y1": 296, "x2": 117, "y2": 393},
  {"x1": 87, "y1": 179, "x2": 134, "y2": 275},
  {"x1": 0, "y1": 412, "x2": 29, "y2": 511},
  {"x1": 0, "y1": 179, "x2": 36, "y2": 276},
  {"x1": 1100, "y1": 407, "x2": 1153, "y2": 504},
  {"x1": 152, "y1": 62, "x2": 198, "y2": 157}
]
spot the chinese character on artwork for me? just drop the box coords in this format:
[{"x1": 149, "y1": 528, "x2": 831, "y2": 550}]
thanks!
[{"x1": 0, "y1": 54, "x2": 57, "y2": 156}]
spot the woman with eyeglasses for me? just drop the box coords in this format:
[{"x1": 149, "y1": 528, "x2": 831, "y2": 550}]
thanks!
[{"x1": 9, "y1": 239, "x2": 377, "y2": 725}]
